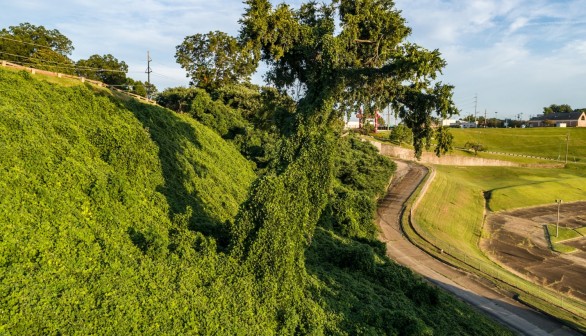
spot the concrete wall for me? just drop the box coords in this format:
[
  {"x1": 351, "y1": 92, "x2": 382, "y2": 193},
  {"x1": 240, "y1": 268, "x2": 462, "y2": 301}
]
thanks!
[{"x1": 370, "y1": 140, "x2": 520, "y2": 167}]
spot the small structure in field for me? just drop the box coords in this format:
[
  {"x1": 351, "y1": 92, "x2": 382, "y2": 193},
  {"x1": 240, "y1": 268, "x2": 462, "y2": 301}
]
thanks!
[{"x1": 441, "y1": 119, "x2": 478, "y2": 128}]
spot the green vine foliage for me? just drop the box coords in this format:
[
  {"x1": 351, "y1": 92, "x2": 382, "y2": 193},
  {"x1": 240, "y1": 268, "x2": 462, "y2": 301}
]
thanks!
[
  {"x1": 320, "y1": 135, "x2": 396, "y2": 240},
  {"x1": 229, "y1": 0, "x2": 459, "y2": 326},
  {"x1": 0, "y1": 67, "x2": 511, "y2": 334},
  {"x1": 0, "y1": 68, "x2": 266, "y2": 333}
]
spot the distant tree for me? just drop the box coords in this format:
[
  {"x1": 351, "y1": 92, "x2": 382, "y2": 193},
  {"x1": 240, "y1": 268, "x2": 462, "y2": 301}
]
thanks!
[
  {"x1": 76, "y1": 54, "x2": 128, "y2": 85},
  {"x1": 361, "y1": 122, "x2": 375, "y2": 135},
  {"x1": 175, "y1": 31, "x2": 256, "y2": 91},
  {"x1": 0, "y1": 22, "x2": 75, "y2": 74},
  {"x1": 543, "y1": 104, "x2": 573, "y2": 114},
  {"x1": 489, "y1": 118, "x2": 503, "y2": 128},
  {"x1": 509, "y1": 120, "x2": 524, "y2": 128},
  {"x1": 476, "y1": 116, "x2": 486, "y2": 127},
  {"x1": 462, "y1": 114, "x2": 476, "y2": 122},
  {"x1": 130, "y1": 80, "x2": 147, "y2": 97},
  {"x1": 544, "y1": 119, "x2": 556, "y2": 127},
  {"x1": 157, "y1": 87, "x2": 198, "y2": 113},
  {"x1": 464, "y1": 141, "x2": 486, "y2": 155},
  {"x1": 125, "y1": 78, "x2": 157, "y2": 98},
  {"x1": 389, "y1": 124, "x2": 413, "y2": 145},
  {"x1": 434, "y1": 126, "x2": 453, "y2": 156}
]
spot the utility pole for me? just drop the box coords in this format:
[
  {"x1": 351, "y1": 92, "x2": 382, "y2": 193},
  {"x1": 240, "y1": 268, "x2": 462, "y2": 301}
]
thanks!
[
  {"x1": 520, "y1": 113, "x2": 523, "y2": 126},
  {"x1": 145, "y1": 51, "x2": 152, "y2": 100},
  {"x1": 474, "y1": 93, "x2": 478, "y2": 124},
  {"x1": 484, "y1": 109, "x2": 487, "y2": 128}
]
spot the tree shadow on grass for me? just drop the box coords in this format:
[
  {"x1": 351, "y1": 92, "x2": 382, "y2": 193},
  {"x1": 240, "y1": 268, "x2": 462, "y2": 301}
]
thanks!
[{"x1": 113, "y1": 96, "x2": 231, "y2": 249}]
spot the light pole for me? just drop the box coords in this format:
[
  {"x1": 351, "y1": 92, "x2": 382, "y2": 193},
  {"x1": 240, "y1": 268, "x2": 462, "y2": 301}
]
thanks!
[
  {"x1": 555, "y1": 199, "x2": 562, "y2": 237},
  {"x1": 565, "y1": 133, "x2": 569, "y2": 164},
  {"x1": 494, "y1": 111, "x2": 498, "y2": 128},
  {"x1": 520, "y1": 113, "x2": 523, "y2": 127}
]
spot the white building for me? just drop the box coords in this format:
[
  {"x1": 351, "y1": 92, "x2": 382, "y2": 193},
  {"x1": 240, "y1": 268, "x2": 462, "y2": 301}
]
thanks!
[{"x1": 441, "y1": 119, "x2": 478, "y2": 128}]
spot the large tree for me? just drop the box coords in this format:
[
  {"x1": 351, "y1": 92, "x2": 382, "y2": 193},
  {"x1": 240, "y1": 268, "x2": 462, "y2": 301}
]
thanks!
[
  {"x1": 0, "y1": 22, "x2": 75, "y2": 74},
  {"x1": 75, "y1": 54, "x2": 128, "y2": 85},
  {"x1": 228, "y1": 0, "x2": 457, "y2": 331},
  {"x1": 175, "y1": 31, "x2": 257, "y2": 91}
]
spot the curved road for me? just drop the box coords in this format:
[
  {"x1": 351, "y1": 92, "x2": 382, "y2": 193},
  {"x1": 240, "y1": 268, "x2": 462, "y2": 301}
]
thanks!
[{"x1": 377, "y1": 160, "x2": 581, "y2": 336}]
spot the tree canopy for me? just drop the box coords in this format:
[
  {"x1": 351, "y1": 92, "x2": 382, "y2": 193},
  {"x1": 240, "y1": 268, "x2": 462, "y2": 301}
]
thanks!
[
  {"x1": 543, "y1": 104, "x2": 573, "y2": 114},
  {"x1": 0, "y1": 22, "x2": 75, "y2": 74},
  {"x1": 239, "y1": 0, "x2": 457, "y2": 155},
  {"x1": 76, "y1": 54, "x2": 128, "y2": 85},
  {"x1": 223, "y1": 0, "x2": 458, "y2": 328},
  {"x1": 176, "y1": 31, "x2": 257, "y2": 90}
]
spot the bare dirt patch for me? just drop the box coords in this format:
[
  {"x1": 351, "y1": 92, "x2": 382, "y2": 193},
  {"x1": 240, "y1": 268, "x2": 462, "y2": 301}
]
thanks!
[{"x1": 481, "y1": 201, "x2": 586, "y2": 302}]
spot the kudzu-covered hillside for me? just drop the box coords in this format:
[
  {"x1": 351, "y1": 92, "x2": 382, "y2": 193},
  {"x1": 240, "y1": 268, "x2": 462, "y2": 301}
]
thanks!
[{"x1": 0, "y1": 68, "x2": 511, "y2": 335}]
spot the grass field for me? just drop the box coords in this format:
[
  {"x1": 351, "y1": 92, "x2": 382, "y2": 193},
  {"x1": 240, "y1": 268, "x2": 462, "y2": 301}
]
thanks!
[
  {"x1": 412, "y1": 165, "x2": 586, "y2": 329},
  {"x1": 414, "y1": 165, "x2": 586, "y2": 258},
  {"x1": 546, "y1": 224, "x2": 583, "y2": 253},
  {"x1": 371, "y1": 127, "x2": 586, "y2": 165},
  {"x1": 450, "y1": 128, "x2": 586, "y2": 162}
]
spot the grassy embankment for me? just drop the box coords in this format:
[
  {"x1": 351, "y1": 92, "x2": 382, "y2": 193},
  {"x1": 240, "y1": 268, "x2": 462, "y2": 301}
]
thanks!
[
  {"x1": 375, "y1": 127, "x2": 586, "y2": 164},
  {"x1": 450, "y1": 128, "x2": 586, "y2": 164},
  {"x1": 405, "y1": 128, "x2": 586, "y2": 331},
  {"x1": 0, "y1": 68, "x2": 512, "y2": 334}
]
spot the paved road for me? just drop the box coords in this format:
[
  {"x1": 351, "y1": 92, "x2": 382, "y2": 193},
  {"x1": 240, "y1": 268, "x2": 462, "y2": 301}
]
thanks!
[{"x1": 377, "y1": 160, "x2": 582, "y2": 336}]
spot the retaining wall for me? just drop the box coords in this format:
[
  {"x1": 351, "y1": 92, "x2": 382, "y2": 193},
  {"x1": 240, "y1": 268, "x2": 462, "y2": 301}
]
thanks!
[{"x1": 370, "y1": 140, "x2": 520, "y2": 167}]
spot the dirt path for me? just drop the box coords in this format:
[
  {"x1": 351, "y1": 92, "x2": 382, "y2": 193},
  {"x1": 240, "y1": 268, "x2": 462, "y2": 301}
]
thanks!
[{"x1": 377, "y1": 160, "x2": 581, "y2": 336}]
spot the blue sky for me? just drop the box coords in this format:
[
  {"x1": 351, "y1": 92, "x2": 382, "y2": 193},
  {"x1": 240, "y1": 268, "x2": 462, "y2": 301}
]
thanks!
[{"x1": 2, "y1": 0, "x2": 585, "y2": 120}]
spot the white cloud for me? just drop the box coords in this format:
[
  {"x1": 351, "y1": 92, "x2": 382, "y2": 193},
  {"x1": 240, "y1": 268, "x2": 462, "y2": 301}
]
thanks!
[
  {"x1": 508, "y1": 17, "x2": 528, "y2": 34},
  {"x1": 394, "y1": 0, "x2": 586, "y2": 117},
  {"x1": 0, "y1": 0, "x2": 246, "y2": 89},
  {"x1": 2, "y1": 0, "x2": 585, "y2": 112}
]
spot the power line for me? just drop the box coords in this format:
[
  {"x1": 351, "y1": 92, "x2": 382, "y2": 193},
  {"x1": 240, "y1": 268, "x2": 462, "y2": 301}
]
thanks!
[
  {"x1": 0, "y1": 51, "x2": 127, "y2": 73},
  {"x1": 0, "y1": 36, "x2": 62, "y2": 51},
  {"x1": 0, "y1": 50, "x2": 73, "y2": 66},
  {"x1": 1, "y1": 37, "x2": 128, "y2": 74},
  {"x1": 151, "y1": 71, "x2": 181, "y2": 80}
]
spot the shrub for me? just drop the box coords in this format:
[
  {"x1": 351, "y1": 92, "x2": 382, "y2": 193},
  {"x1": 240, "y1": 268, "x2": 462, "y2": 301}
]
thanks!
[{"x1": 464, "y1": 141, "x2": 487, "y2": 155}]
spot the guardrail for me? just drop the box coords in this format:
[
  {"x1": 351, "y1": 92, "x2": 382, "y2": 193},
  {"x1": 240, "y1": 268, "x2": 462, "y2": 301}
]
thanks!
[{"x1": 0, "y1": 59, "x2": 156, "y2": 105}]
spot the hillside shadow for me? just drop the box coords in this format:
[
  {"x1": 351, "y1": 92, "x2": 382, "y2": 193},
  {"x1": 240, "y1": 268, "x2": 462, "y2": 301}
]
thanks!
[
  {"x1": 484, "y1": 191, "x2": 493, "y2": 212},
  {"x1": 115, "y1": 98, "x2": 229, "y2": 248}
]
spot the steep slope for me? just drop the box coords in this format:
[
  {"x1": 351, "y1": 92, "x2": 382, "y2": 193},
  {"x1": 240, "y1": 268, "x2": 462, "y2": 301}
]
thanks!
[
  {"x1": 0, "y1": 68, "x2": 512, "y2": 335},
  {"x1": 0, "y1": 69, "x2": 260, "y2": 333}
]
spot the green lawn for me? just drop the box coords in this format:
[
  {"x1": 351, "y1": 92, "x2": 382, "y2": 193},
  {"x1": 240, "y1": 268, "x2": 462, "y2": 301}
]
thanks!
[
  {"x1": 412, "y1": 165, "x2": 586, "y2": 327},
  {"x1": 415, "y1": 165, "x2": 586, "y2": 253},
  {"x1": 400, "y1": 127, "x2": 586, "y2": 329},
  {"x1": 450, "y1": 128, "x2": 586, "y2": 162},
  {"x1": 545, "y1": 224, "x2": 583, "y2": 254},
  {"x1": 547, "y1": 224, "x2": 583, "y2": 242}
]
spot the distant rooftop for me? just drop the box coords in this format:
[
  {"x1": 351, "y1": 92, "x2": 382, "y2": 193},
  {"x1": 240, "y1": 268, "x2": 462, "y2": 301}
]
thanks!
[{"x1": 530, "y1": 111, "x2": 585, "y2": 121}]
